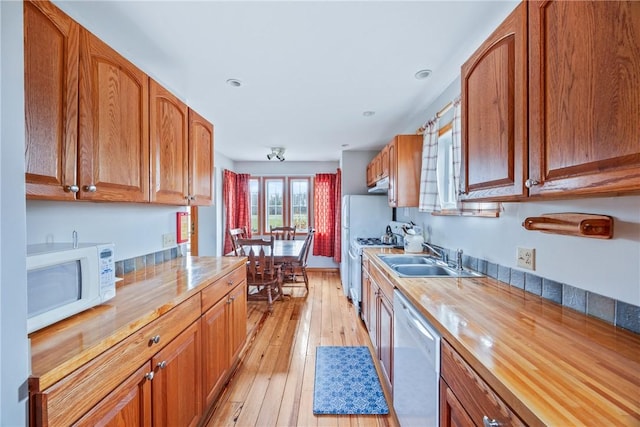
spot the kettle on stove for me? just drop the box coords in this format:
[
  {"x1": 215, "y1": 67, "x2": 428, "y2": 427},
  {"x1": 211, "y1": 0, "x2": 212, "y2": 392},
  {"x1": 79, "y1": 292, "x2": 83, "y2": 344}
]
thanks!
[
  {"x1": 402, "y1": 224, "x2": 424, "y2": 253},
  {"x1": 381, "y1": 225, "x2": 397, "y2": 245}
]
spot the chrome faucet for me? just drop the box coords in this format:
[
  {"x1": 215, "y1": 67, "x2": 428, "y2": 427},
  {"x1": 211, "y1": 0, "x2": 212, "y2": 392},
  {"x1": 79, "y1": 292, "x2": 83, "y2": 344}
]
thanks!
[
  {"x1": 456, "y1": 249, "x2": 464, "y2": 271},
  {"x1": 422, "y1": 242, "x2": 448, "y2": 263}
]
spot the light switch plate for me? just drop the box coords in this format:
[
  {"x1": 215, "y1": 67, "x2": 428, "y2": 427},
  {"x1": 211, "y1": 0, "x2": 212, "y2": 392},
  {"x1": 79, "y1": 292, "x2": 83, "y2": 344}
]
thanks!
[
  {"x1": 162, "y1": 233, "x2": 176, "y2": 248},
  {"x1": 517, "y1": 247, "x2": 535, "y2": 270}
]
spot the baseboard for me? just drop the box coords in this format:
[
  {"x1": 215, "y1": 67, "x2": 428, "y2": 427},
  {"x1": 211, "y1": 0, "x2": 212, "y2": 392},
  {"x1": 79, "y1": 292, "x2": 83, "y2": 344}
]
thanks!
[{"x1": 307, "y1": 267, "x2": 339, "y2": 273}]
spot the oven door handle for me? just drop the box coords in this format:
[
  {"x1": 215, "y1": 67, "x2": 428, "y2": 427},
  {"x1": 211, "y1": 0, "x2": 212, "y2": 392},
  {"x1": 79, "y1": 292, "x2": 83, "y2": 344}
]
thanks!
[{"x1": 348, "y1": 248, "x2": 359, "y2": 261}]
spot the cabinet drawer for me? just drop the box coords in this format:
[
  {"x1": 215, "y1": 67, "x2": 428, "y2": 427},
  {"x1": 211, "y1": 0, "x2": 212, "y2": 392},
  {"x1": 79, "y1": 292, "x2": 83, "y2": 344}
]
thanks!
[
  {"x1": 34, "y1": 295, "x2": 200, "y2": 427},
  {"x1": 441, "y1": 340, "x2": 526, "y2": 427},
  {"x1": 201, "y1": 266, "x2": 245, "y2": 312},
  {"x1": 369, "y1": 261, "x2": 394, "y2": 302}
]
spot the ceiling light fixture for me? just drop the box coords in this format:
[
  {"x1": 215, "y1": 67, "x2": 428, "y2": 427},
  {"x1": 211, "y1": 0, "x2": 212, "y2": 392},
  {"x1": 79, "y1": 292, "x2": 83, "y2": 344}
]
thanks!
[
  {"x1": 414, "y1": 69, "x2": 432, "y2": 80},
  {"x1": 362, "y1": 111, "x2": 375, "y2": 117},
  {"x1": 267, "y1": 147, "x2": 286, "y2": 162},
  {"x1": 226, "y1": 78, "x2": 242, "y2": 87}
]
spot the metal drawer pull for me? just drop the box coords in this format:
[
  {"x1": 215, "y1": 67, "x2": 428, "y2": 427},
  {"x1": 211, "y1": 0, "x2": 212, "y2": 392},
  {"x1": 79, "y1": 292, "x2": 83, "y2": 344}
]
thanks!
[
  {"x1": 150, "y1": 335, "x2": 161, "y2": 345},
  {"x1": 156, "y1": 360, "x2": 167, "y2": 369},
  {"x1": 483, "y1": 416, "x2": 501, "y2": 427},
  {"x1": 144, "y1": 372, "x2": 154, "y2": 381},
  {"x1": 83, "y1": 184, "x2": 97, "y2": 192},
  {"x1": 64, "y1": 185, "x2": 79, "y2": 193}
]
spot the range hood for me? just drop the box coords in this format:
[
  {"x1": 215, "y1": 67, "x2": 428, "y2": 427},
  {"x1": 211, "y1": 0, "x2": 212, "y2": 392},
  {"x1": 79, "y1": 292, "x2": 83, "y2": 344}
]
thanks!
[{"x1": 368, "y1": 176, "x2": 389, "y2": 194}]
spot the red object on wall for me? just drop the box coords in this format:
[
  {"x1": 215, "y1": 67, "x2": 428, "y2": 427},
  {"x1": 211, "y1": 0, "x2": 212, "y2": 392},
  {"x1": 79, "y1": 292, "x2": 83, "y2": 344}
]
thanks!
[{"x1": 177, "y1": 212, "x2": 189, "y2": 243}]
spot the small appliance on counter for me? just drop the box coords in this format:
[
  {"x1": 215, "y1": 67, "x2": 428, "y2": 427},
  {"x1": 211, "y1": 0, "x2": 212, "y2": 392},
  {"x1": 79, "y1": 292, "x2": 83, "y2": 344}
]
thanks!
[
  {"x1": 26, "y1": 242, "x2": 116, "y2": 333},
  {"x1": 402, "y1": 223, "x2": 424, "y2": 253}
]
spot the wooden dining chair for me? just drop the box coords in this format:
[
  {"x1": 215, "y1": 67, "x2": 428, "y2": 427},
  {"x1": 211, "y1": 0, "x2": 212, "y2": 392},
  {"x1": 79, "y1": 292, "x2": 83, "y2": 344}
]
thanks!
[
  {"x1": 285, "y1": 228, "x2": 315, "y2": 293},
  {"x1": 237, "y1": 237, "x2": 283, "y2": 313},
  {"x1": 270, "y1": 225, "x2": 296, "y2": 241},
  {"x1": 228, "y1": 226, "x2": 248, "y2": 255}
]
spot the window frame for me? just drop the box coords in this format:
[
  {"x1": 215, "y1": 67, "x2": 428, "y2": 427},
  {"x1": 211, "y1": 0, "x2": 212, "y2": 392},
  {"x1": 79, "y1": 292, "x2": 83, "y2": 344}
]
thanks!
[{"x1": 249, "y1": 176, "x2": 312, "y2": 236}]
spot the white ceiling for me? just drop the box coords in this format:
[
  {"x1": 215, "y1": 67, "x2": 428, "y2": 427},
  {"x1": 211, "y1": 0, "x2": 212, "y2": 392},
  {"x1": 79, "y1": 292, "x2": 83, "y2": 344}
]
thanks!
[{"x1": 54, "y1": 0, "x2": 519, "y2": 162}]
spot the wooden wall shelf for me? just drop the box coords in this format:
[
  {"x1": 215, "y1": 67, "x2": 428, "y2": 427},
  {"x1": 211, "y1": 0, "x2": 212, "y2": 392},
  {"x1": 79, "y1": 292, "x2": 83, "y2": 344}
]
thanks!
[{"x1": 522, "y1": 213, "x2": 613, "y2": 239}]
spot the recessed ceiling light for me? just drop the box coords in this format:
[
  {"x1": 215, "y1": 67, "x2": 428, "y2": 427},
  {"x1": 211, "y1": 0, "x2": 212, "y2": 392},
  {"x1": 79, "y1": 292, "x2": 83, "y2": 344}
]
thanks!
[
  {"x1": 362, "y1": 111, "x2": 375, "y2": 117},
  {"x1": 414, "y1": 69, "x2": 432, "y2": 80},
  {"x1": 341, "y1": 144, "x2": 349, "y2": 148},
  {"x1": 226, "y1": 79, "x2": 242, "y2": 87}
]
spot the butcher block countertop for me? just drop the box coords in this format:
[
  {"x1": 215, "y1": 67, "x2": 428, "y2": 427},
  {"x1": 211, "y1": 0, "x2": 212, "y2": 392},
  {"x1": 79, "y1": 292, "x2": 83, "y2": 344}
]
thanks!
[
  {"x1": 29, "y1": 256, "x2": 246, "y2": 391},
  {"x1": 364, "y1": 248, "x2": 640, "y2": 427}
]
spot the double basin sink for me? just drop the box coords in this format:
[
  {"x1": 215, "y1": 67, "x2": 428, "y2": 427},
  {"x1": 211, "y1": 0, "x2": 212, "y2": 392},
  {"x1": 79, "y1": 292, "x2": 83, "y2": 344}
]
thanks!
[{"x1": 377, "y1": 254, "x2": 483, "y2": 278}]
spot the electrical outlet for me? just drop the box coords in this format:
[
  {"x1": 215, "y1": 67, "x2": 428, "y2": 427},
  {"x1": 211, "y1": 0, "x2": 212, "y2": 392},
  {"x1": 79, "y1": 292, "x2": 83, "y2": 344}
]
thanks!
[
  {"x1": 517, "y1": 247, "x2": 535, "y2": 270},
  {"x1": 162, "y1": 233, "x2": 176, "y2": 248}
]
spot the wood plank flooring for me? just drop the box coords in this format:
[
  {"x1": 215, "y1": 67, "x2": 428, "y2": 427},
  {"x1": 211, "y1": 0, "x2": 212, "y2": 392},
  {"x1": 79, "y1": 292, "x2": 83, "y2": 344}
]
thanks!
[{"x1": 204, "y1": 271, "x2": 398, "y2": 427}]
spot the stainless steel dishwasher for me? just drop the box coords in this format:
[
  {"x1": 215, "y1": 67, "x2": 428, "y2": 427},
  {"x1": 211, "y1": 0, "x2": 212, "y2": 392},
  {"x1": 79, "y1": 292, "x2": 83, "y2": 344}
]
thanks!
[{"x1": 393, "y1": 290, "x2": 441, "y2": 426}]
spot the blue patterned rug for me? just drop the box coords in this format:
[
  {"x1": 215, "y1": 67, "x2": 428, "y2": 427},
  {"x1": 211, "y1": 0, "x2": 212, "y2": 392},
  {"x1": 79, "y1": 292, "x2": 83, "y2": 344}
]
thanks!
[{"x1": 313, "y1": 346, "x2": 390, "y2": 415}]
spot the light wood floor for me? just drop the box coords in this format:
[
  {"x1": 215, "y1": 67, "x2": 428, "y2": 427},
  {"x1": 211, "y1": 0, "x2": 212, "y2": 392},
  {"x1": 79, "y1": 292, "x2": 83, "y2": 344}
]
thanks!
[{"x1": 204, "y1": 271, "x2": 398, "y2": 427}]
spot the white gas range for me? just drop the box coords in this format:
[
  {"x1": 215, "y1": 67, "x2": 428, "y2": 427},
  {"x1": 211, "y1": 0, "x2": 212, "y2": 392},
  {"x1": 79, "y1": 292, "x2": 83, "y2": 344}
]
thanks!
[{"x1": 348, "y1": 223, "x2": 414, "y2": 315}]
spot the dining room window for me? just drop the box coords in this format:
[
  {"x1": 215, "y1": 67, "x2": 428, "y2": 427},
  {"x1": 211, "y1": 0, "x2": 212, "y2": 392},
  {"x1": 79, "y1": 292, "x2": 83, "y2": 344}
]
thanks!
[
  {"x1": 290, "y1": 178, "x2": 309, "y2": 232},
  {"x1": 249, "y1": 176, "x2": 312, "y2": 235}
]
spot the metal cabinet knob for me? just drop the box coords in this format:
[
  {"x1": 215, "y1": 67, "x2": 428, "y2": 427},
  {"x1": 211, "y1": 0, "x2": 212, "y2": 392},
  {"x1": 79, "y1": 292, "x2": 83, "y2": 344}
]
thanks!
[
  {"x1": 64, "y1": 185, "x2": 80, "y2": 193},
  {"x1": 83, "y1": 184, "x2": 97, "y2": 192},
  {"x1": 483, "y1": 416, "x2": 501, "y2": 427},
  {"x1": 156, "y1": 360, "x2": 167, "y2": 370},
  {"x1": 525, "y1": 179, "x2": 539, "y2": 188},
  {"x1": 150, "y1": 335, "x2": 161, "y2": 345},
  {"x1": 145, "y1": 371, "x2": 154, "y2": 381}
]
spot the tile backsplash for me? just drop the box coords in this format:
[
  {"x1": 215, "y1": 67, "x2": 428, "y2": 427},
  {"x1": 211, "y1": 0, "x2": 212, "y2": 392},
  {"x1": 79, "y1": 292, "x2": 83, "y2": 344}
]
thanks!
[
  {"x1": 454, "y1": 248, "x2": 639, "y2": 335},
  {"x1": 115, "y1": 245, "x2": 186, "y2": 277}
]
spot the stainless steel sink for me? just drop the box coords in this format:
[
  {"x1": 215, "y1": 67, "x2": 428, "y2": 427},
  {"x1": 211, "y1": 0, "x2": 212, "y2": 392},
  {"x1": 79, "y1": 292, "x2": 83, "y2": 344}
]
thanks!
[
  {"x1": 377, "y1": 255, "x2": 436, "y2": 266},
  {"x1": 377, "y1": 254, "x2": 483, "y2": 278}
]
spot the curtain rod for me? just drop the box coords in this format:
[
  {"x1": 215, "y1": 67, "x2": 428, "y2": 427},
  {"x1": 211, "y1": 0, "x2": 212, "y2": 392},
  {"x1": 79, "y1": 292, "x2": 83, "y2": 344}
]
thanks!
[{"x1": 416, "y1": 97, "x2": 459, "y2": 135}]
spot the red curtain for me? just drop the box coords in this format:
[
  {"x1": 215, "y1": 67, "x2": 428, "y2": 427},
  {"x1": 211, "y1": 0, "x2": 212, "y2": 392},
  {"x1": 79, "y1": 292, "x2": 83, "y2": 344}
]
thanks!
[
  {"x1": 333, "y1": 168, "x2": 341, "y2": 263},
  {"x1": 223, "y1": 170, "x2": 251, "y2": 255},
  {"x1": 313, "y1": 170, "x2": 341, "y2": 258}
]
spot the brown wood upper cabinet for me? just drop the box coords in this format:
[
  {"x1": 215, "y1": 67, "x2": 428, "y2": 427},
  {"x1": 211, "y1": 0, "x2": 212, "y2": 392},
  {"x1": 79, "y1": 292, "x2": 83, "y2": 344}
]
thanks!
[
  {"x1": 188, "y1": 109, "x2": 214, "y2": 206},
  {"x1": 149, "y1": 84, "x2": 214, "y2": 206},
  {"x1": 24, "y1": 0, "x2": 79, "y2": 200},
  {"x1": 462, "y1": 0, "x2": 640, "y2": 201},
  {"x1": 388, "y1": 135, "x2": 423, "y2": 207},
  {"x1": 25, "y1": 0, "x2": 214, "y2": 205},
  {"x1": 150, "y1": 80, "x2": 189, "y2": 204},
  {"x1": 77, "y1": 28, "x2": 150, "y2": 202}
]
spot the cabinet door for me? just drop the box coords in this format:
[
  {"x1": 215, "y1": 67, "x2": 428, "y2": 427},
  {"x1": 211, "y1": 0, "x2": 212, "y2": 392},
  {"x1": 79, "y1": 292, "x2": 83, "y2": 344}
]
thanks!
[
  {"x1": 387, "y1": 141, "x2": 397, "y2": 206},
  {"x1": 378, "y1": 292, "x2": 393, "y2": 393},
  {"x1": 152, "y1": 320, "x2": 202, "y2": 427},
  {"x1": 362, "y1": 269, "x2": 372, "y2": 330},
  {"x1": 73, "y1": 363, "x2": 152, "y2": 427},
  {"x1": 78, "y1": 29, "x2": 149, "y2": 202},
  {"x1": 229, "y1": 283, "x2": 247, "y2": 362},
  {"x1": 380, "y1": 145, "x2": 390, "y2": 179},
  {"x1": 461, "y1": 3, "x2": 527, "y2": 201},
  {"x1": 439, "y1": 379, "x2": 475, "y2": 427},
  {"x1": 150, "y1": 80, "x2": 189, "y2": 204},
  {"x1": 393, "y1": 135, "x2": 423, "y2": 207},
  {"x1": 528, "y1": 0, "x2": 640, "y2": 197},
  {"x1": 201, "y1": 296, "x2": 230, "y2": 407},
  {"x1": 188, "y1": 109, "x2": 214, "y2": 206},
  {"x1": 24, "y1": 0, "x2": 79, "y2": 200}
]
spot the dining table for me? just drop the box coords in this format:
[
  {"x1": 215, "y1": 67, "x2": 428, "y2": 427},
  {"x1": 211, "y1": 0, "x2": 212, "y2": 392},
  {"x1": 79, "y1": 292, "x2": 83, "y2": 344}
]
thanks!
[{"x1": 235, "y1": 239, "x2": 306, "y2": 264}]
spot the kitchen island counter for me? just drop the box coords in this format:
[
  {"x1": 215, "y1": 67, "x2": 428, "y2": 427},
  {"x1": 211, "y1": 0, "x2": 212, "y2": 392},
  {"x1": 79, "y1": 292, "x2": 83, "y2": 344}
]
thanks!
[
  {"x1": 29, "y1": 255, "x2": 246, "y2": 391},
  {"x1": 365, "y1": 248, "x2": 640, "y2": 426}
]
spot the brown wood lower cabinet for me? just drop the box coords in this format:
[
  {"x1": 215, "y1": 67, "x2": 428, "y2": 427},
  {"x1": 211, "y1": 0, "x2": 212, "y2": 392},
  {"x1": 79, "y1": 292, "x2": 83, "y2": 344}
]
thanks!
[
  {"x1": 30, "y1": 264, "x2": 247, "y2": 427},
  {"x1": 440, "y1": 340, "x2": 526, "y2": 427},
  {"x1": 361, "y1": 254, "x2": 394, "y2": 393},
  {"x1": 201, "y1": 281, "x2": 247, "y2": 408}
]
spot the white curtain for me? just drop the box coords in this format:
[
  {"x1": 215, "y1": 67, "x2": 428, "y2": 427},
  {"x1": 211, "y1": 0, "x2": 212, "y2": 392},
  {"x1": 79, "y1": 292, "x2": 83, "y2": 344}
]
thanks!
[
  {"x1": 451, "y1": 98, "x2": 462, "y2": 203},
  {"x1": 418, "y1": 119, "x2": 440, "y2": 212}
]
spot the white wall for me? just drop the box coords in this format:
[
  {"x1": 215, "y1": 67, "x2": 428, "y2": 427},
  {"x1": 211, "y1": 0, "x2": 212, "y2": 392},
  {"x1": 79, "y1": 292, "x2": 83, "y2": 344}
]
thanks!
[
  {"x1": 395, "y1": 77, "x2": 640, "y2": 307},
  {"x1": 1, "y1": 1, "x2": 29, "y2": 424},
  {"x1": 26, "y1": 201, "x2": 188, "y2": 261},
  {"x1": 341, "y1": 150, "x2": 377, "y2": 196}
]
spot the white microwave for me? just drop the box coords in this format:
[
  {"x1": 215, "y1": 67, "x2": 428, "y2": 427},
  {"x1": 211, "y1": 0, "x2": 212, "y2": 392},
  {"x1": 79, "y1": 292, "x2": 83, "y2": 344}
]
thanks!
[{"x1": 26, "y1": 243, "x2": 116, "y2": 333}]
